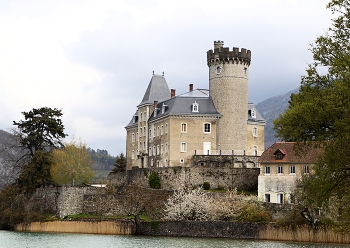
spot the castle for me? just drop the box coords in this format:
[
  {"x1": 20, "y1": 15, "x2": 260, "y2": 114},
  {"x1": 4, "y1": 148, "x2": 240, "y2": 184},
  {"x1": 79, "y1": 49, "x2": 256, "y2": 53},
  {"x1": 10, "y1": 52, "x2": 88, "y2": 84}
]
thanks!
[{"x1": 125, "y1": 41, "x2": 265, "y2": 169}]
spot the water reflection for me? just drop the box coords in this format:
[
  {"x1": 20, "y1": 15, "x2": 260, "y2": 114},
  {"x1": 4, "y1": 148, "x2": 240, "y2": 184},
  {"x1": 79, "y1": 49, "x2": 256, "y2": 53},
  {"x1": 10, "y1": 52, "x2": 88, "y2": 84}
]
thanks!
[{"x1": 0, "y1": 231, "x2": 348, "y2": 248}]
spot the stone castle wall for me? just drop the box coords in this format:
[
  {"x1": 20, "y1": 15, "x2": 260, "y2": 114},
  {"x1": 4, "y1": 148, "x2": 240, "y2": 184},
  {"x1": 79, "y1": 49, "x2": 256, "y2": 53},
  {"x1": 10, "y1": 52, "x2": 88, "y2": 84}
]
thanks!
[{"x1": 109, "y1": 165, "x2": 259, "y2": 191}]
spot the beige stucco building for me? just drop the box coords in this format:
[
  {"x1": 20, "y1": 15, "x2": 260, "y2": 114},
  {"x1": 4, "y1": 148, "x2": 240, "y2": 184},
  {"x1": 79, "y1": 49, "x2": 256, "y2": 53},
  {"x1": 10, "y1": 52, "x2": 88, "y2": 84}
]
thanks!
[
  {"x1": 258, "y1": 142, "x2": 321, "y2": 204},
  {"x1": 125, "y1": 41, "x2": 266, "y2": 170}
]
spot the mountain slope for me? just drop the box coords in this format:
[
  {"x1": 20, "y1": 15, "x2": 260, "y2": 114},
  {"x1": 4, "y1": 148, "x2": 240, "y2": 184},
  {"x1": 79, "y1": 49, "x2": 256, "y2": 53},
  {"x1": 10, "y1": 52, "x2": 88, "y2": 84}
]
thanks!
[{"x1": 255, "y1": 88, "x2": 299, "y2": 149}]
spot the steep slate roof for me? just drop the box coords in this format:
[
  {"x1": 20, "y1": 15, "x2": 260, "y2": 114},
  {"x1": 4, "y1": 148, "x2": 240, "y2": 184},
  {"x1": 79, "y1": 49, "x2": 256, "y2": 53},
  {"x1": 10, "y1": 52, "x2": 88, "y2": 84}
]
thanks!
[
  {"x1": 138, "y1": 75, "x2": 170, "y2": 106},
  {"x1": 248, "y1": 102, "x2": 265, "y2": 124},
  {"x1": 148, "y1": 89, "x2": 221, "y2": 122},
  {"x1": 259, "y1": 142, "x2": 322, "y2": 164},
  {"x1": 125, "y1": 110, "x2": 139, "y2": 128}
]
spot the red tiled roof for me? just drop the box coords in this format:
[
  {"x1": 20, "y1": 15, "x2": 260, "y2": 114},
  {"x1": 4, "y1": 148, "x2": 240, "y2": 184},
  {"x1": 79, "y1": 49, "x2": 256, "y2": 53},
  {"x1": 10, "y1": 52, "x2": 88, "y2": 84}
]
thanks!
[{"x1": 259, "y1": 142, "x2": 322, "y2": 164}]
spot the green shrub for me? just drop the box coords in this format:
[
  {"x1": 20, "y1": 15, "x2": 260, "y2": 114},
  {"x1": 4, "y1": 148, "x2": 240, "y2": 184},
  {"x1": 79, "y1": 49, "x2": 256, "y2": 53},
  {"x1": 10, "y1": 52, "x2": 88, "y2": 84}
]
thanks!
[
  {"x1": 203, "y1": 182, "x2": 210, "y2": 190},
  {"x1": 276, "y1": 207, "x2": 311, "y2": 228},
  {"x1": 217, "y1": 184, "x2": 225, "y2": 190},
  {"x1": 149, "y1": 172, "x2": 161, "y2": 189},
  {"x1": 238, "y1": 204, "x2": 272, "y2": 222},
  {"x1": 172, "y1": 166, "x2": 178, "y2": 174}
]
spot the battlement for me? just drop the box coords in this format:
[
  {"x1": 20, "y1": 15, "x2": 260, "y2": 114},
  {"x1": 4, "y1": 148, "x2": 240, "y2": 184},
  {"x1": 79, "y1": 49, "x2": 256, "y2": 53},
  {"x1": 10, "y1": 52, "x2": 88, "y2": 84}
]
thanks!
[{"x1": 207, "y1": 46, "x2": 251, "y2": 65}]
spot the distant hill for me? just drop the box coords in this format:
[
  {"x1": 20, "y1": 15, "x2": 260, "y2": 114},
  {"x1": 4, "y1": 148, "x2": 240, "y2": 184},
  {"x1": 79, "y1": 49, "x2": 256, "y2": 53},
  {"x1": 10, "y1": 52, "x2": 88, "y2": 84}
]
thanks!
[
  {"x1": 0, "y1": 129, "x2": 21, "y2": 189},
  {"x1": 255, "y1": 88, "x2": 299, "y2": 149}
]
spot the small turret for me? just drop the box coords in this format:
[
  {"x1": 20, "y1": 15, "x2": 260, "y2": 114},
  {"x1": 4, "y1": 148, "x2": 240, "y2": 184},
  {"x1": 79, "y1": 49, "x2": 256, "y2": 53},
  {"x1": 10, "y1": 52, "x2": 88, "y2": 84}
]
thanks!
[{"x1": 214, "y1": 40, "x2": 224, "y2": 49}]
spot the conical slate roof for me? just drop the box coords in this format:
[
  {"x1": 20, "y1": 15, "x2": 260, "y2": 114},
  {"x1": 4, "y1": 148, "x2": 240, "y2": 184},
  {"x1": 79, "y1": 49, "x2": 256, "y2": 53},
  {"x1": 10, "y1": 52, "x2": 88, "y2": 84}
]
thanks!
[{"x1": 138, "y1": 74, "x2": 170, "y2": 106}]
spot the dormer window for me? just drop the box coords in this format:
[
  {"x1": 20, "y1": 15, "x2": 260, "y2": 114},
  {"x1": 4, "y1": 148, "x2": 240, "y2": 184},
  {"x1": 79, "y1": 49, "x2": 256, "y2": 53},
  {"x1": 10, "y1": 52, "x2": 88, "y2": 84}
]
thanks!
[
  {"x1": 192, "y1": 101, "x2": 199, "y2": 112},
  {"x1": 251, "y1": 108, "x2": 256, "y2": 118},
  {"x1": 162, "y1": 104, "x2": 168, "y2": 114},
  {"x1": 154, "y1": 109, "x2": 158, "y2": 117},
  {"x1": 274, "y1": 149, "x2": 286, "y2": 160}
]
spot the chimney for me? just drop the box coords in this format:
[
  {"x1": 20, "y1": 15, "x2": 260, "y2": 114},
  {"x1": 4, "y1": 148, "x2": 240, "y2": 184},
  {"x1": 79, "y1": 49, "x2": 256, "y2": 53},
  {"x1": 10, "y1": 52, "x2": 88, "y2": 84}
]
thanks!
[
  {"x1": 214, "y1": 40, "x2": 224, "y2": 49},
  {"x1": 189, "y1": 84, "x2": 193, "y2": 92},
  {"x1": 171, "y1": 89, "x2": 176, "y2": 98},
  {"x1": 154, "y1": 101, "x2": 158, "y2": 109}
]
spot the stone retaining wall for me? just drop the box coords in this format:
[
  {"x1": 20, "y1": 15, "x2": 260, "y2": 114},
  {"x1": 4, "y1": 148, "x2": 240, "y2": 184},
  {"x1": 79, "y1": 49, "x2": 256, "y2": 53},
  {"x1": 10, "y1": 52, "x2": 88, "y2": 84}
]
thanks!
[
  {"x1": 139, "y1": 221, "x2": 265, "y2": 238},
  {"x1": 109, "y1": 166, "x2": 259, "y2": 191}
]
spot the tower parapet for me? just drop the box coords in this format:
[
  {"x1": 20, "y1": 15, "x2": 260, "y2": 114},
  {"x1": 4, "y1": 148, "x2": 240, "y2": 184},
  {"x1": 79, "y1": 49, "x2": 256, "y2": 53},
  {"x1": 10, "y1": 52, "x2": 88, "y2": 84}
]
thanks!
[{"x1": 207, "y1": 42, "x2": 251, "y2": 67}]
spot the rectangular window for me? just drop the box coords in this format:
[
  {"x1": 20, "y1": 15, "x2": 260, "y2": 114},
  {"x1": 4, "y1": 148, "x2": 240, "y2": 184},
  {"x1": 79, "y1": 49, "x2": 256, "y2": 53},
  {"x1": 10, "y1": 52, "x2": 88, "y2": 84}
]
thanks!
[
  {"x1": 265, "y1": 194, "x2": 270, "y2": 203},
  {"x1": 153, "y1": 146, "x2": 156, "y2": 155},
  {"x1": 161, "y1": 125, "x2": 164, "y2": 135},
  {"x1": 144, "y1": 111, "x2": 146, "y2": 121},
  {"x1": 132, "y1": 150, "x2": 135, "y2": 159},
  {"x1": 143, "y1": 142, "x2": 145, "y2": 150},
  {"x1": 165, "y1": 143, "x2": 168, "y2": 153},
  {"x1": 143, "y1": 127, "x2": 146, "y2": 136},
  {"x1": 157, "y1": 126, "x2": 160, "y2": 136},
  {"x1": 277, "y1": 194, "x2": 284, "y2": 204},
  {"x1": 157, "y1": 145, "x2": 160, "y2": 155},
  {"x1": 161, "y1": 144, "x2": 164, "y2": 154},
  {"x1": 181, "y1": 142, "x2": 187, "y2": 152},
  {"x1": 290, "y1": 166, "x2": 296, "y2": 174},
  {"x1": 265, "y1": 166, "x2": 270, "y2": 174},
  {"x1": 139, "y1": 128, "x2": 142, "y2": 137},
  {"x1": 304, "y1": 165, "x2": 309, "y2": 174},
  {"x1": 204, "y1": 123, "x2": 211, "y2": 133},
  {"x1": 181, "y1": 123, "x2": 187, "y2": 133},
  {"x1": 165, "y1": 123, "x2": 168, "y2": 134},
  {"x1": 132, "y1": 133, "x2": 135, "y2": 142},
  {"x1": 153, "y1": 128, "x2": 156, "y2": 138},
  {"x1": 149, "y1": 129, "x2": 152, "y2": 138},
  {"x1": 278, "y1": 166, "x2": 283, "y2": 174},
  {"x1": 252, "y1": 127, "x2": 258, "y2": 137},
  {"x1": 149, "y1": 147, "x2": 152, "y2": 156}
]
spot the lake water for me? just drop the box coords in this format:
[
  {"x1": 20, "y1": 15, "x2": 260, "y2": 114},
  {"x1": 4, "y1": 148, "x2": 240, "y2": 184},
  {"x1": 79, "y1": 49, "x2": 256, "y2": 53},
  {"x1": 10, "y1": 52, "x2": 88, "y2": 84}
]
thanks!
[{"x1": 0, "y1": 231, "x2": 349, "y2": 248}]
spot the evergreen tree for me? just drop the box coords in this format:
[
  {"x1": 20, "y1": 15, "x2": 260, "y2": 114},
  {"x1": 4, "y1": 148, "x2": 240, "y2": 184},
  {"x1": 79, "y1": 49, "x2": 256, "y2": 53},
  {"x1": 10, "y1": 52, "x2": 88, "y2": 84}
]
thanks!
[{"x1": 111, "y1": 152, "x2": 126, "y2": 173}]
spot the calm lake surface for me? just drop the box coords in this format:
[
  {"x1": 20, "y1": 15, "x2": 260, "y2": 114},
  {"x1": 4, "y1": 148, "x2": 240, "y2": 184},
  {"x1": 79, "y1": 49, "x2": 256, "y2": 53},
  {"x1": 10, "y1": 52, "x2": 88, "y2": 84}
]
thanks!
[{"x1": 1, "y1": 231, "x2": 350, "y2": 248}]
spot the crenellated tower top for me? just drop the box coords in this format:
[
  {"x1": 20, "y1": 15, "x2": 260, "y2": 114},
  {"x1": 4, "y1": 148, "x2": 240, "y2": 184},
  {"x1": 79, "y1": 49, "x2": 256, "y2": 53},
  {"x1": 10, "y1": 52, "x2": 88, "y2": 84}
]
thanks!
[{"x1": 207, "y1": 40, "x2": 251, "y2": 66}]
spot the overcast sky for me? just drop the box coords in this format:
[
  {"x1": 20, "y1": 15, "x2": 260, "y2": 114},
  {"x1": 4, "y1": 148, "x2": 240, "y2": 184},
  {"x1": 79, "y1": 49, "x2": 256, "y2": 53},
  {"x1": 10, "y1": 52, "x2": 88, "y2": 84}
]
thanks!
[{"x1": 0, "y1": 0, "x2": 332, "y2": 156}]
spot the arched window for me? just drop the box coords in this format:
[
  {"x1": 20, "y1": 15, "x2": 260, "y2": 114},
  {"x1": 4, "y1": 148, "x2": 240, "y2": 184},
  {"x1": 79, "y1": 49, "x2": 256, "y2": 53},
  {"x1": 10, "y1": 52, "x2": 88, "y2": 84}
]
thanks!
[
  {"x1": 192, "y1": 101, "x2": 199, "y2": 112},
  {"x1": 253, "y1": 146, "x2": 258, "y2": 156}
]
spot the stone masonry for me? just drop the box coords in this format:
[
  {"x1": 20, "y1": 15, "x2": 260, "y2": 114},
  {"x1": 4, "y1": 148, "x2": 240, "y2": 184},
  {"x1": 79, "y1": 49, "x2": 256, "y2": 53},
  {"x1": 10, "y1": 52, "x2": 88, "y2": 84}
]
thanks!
[{"x1": 207, "y1": 42, "x2": 251, "y2": 152}]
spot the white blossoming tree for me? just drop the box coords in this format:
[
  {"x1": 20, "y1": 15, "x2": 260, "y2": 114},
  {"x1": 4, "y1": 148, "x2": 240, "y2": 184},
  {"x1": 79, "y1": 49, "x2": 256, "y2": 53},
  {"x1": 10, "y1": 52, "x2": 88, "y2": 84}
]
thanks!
[{"x1": 164, "y1": 188, "x2": 212, "y2": 221}]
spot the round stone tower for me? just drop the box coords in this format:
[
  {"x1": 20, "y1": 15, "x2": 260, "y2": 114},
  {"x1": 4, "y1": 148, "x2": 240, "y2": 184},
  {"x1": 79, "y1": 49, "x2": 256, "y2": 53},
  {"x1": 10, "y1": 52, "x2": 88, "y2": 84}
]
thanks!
[{"x1": 207, "y1": 40, "x2": 251, "y2": 152}]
